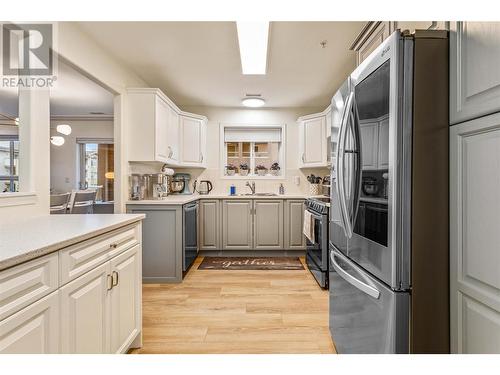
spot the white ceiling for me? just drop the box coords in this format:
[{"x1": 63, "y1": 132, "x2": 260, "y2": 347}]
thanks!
[
  {"x1": 77, "y1": 21, "x2": 365, "y2": 108},
  {"x1": 0, "y1": 59, "x2": 114, "y2": 117}
]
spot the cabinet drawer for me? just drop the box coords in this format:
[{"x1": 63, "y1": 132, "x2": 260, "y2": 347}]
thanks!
[
  {"x1": 59, "y1": 224, "x2": 139, "y2": 285},
  {"x1": 0, "y1": 253, "x2": 58, "y2": 321}
]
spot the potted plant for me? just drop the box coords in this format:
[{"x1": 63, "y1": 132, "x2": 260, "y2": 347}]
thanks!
[
  {"x1": 226, "y1": 164, "x2": 237, "y2": 176},
  {"x1": 239, "y1": 163, "x2": 249, "y2": 176},
  {"x1": 255, "y1": 164, "x2": 267, "y2": 176},
  {"x1": 270, "y1": 162, "x2": 281, "y2": 176}
]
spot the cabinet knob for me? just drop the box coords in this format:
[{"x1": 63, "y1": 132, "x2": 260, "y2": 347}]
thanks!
[{"x1": 110, "y1": 243, "x2": 118, "y2": 249}]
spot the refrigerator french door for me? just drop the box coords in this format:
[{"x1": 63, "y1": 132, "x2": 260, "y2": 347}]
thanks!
[{"x1": 329, "y1": 31, "x2": 412, "y2": 353}]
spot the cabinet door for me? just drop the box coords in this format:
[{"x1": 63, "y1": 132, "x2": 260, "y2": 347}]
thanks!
[
  {"x1": 301, "y1": 116, "x2": 327, "y2": 166},
  {"x1": 155, "y1": 97, "x2": 169, "y2": 162},
  {"x1": 254, "y1": 200, "x2": 284, "y2": 250},
  {"x1": 180, "y1": 116, "x2": 202, "y2": 165},
  {"x1": 110, "y1": 246, "x2": 140, "y2": 353},
  {"x1": 200, "y1": 200, "x2": 220, "y2": 250},
  {"x1": 450, "y1": 113, "x2": 500, "y2": 353},
  {"x1": 285, "y1": 200, "x2": 306, "y2": 249},
  {"x1": 357, "y1": 22, "x2": 391, "y2": 65},
  {"x1": 167, "y1": 106, "x2": 180, "y2": 162},
  {"x1": 450, "y1": 22, "x2": 500, "y2": 124},
  {"x1": 360, "y1": 121, "x2": 379, "y2": 170},
  {"x1": 0, "y1": 291, "x2": 59, "y2": 354},
  {"x1": 222, "y1": 200, "x2": 253, "y2": 250},
  {"x1": 60, "y1": 262, "x2": 110, "y2": 354},
  {"x1": 377, "y1": 117, "x2": 389, "y2": 169}
]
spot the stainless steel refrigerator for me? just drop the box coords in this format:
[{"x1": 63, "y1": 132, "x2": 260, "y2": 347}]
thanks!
[{"x1": 329, "y1": 30, "x2": 449, "y2": 354}]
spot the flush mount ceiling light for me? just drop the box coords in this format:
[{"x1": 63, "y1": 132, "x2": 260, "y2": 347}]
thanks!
[
  {"x1": 236, "y1": 21, "x2": 269, "y2": 75},
  {"x1": 242, "y1": 96, "x2": 265, "y2": 108},
  {"x1": 56, "y1": 124, "x2": 72, "y2": 135},
  {"x1": 50, "y1": 136, "x2": 65, "y2": 146}
]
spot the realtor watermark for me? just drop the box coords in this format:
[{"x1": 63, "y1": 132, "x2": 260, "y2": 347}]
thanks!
[{"x1": 1, "y1": 22, "x2": 58, "y2": 88}]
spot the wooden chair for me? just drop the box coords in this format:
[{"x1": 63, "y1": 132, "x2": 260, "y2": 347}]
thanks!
[
  {"x1": 70, "y1": 190, "x2": 97, "y2": 214},
  {"x1": 50, "y1": 193, "x2": 71, "y2": 214}
]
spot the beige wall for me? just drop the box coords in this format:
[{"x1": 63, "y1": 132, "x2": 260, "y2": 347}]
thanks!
[
  {"x1": 130, "y1": 106, "x2": 330, "y2": 196},
  {"x1": 50, "y1": 120, "x2": 114, "y2": 193},
  {"x1": 0, "y1": 22, "x2": 147, "y2": 222}
]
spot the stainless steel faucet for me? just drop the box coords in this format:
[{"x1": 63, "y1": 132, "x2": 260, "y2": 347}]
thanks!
[{"x1": 246, "y1": 181, "x2": 256, "y2": 195}]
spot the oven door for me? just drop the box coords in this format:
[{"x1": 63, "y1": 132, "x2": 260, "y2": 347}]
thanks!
[{"x1": 306, "y1": 209, "x2": 328, "y2": 287}]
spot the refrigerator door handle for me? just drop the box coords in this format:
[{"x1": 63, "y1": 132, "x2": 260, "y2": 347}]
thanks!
[
  {"x1": 337, "y1": 92, "x2": 354, "y2": 238},
  {"x1": 330, "y1": 251, "x2": 380, "y2": 299}
]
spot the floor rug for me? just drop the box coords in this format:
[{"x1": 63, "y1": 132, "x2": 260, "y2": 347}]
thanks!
[{"x1": 197, "y1": 257, "x2": 304, "y2": 270}]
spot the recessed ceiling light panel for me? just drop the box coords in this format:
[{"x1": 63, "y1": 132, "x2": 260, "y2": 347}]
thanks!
[
  {"x1": 242, "y1": 97, "x2": 265, "y2": 107},
  {"x1": 236, "y1": 21, "x2": 269, "y2": 75}
]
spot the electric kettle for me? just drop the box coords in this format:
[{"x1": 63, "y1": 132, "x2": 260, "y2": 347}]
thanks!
[{"x1": 193, "y1": 180, "x2": 213, "y2": 195}]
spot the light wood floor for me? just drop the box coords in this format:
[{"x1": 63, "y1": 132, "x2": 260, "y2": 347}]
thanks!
[{"x1": 130, "y1": 257, "x2": 336, "y2": 354}]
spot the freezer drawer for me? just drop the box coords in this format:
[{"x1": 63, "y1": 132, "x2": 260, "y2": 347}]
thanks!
[{"x1": 329, "y1": 246, "x2": 409, "y2": 353}]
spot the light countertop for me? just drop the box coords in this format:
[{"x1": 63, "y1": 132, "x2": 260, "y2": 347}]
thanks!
[
  {"x1": 0, "y1": 214, "x2": 145, "y2": 271},
  {"x1": 126, "y1": 193, "x2": 312, "y2": 205}
]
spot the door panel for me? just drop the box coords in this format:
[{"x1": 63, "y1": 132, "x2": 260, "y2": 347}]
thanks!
[
  {"x1": 155, "y1": 97, "x2": 169, "y2": 161},
  {"x1": 60, "y1": 262, "x2": 110, "y2": 354},
  {"x1": 450, "y1": 114, "x2": 500, "y2": 353},
  {"x1": 110, "y1": 246, "x2": 139, "y2": 353},
  {"x1": 181, "y1": 117, "x2": 202, "y2": 164},
  {"x1": 450, "y1": 22, "x2": 500, "y2": 124},
  {"x1": 0, "y1": 291, "x2": 59, "y2": 354},
  {"x1": 200, "y1": 200, "x2": 220, "y2": 250},
  {"x1": 254, "y1": 200, "x2": 284, "y2": 250},
  {"x1": 222, "y1": 200, "x2": 252, "y2": 249},
  {"x1": 329, "y1": 248, "x2": 409, "y2": 354},
  {"x1": 303, "y1": 117, "x2": 326, "y2": 165},
  {"x1": 285, "y1": 200, "x2": 306, "y2": 249}
]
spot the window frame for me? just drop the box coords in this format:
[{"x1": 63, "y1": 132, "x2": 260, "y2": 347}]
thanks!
[
  {"x1": 0, "y1": 135, "x2": 19, "y2": 193},
  {"x1": 219, "y1": 123, "x2": 286, "y2": 180},
  {"x1": 77, "y1": 138, "x2": 114, "y2": 198}
]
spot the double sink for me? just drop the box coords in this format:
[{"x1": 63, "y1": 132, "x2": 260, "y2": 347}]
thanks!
[{"x1": 237, "y1": 192, "x2": 278, "y2": 197}]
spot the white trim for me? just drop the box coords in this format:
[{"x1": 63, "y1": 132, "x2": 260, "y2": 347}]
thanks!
[
  {"x1": 0, "y1": 191, "x2": 37, "y2": 207},
  {"x1": 219, "y1": 123, "x2": 286, "y2": 180}
]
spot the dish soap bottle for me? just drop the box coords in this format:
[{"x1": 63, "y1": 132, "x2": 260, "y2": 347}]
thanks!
[
  {"x1": 279, "y1": 183, "x2": 285, "y2": 195},
  {"x1": 230, "y1": 184, "x2": 236, "y2": 196}
]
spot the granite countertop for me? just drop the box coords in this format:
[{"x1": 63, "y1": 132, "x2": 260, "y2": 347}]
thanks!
[
  {"x1": 0, "y1": 214, "x2": 145, "y2": 271},
  {"x1": 126, "y1": 193, "x2": 311, "y2": 205}
]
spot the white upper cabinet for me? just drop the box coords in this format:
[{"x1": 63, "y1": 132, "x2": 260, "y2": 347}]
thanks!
[
  {"x1": 179, "y1": 114, "x2": 207, "y2": 168},
  {"x1": 127, "y1": 88, "x2": 207, "y2": 168},
  {"x1": 298, "y1": 110, "x2": 328, "y2": 168},
  {"x1": 167, "y1": 105, "x2": 180, "y2": 163},
  {"x1": 450, "y1": 22, "x2": 500, "y2": 124}
]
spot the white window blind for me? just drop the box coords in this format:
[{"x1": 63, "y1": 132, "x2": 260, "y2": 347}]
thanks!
[{"x1": 224, "y1": 128, "x2": 281, "y2": 143}]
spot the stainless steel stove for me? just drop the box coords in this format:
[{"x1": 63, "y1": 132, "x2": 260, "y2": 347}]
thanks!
[{"x1": 305, "y1": 196, "x2": 330, "y2": 288}]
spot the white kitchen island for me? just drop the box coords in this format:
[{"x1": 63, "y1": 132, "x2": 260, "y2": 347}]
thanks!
[{"x1": 0, "y1": 214, "x2": 144, "y2": 354}]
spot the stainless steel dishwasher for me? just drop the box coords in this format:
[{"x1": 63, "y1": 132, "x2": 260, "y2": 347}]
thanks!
[{"x1": 183, "y1": 201, "x2": 198, "y2": 272}]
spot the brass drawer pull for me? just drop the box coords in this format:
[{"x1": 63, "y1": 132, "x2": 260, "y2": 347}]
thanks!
[{"x1": 112, "y1": 271, "x2": 119, "y2": 287}]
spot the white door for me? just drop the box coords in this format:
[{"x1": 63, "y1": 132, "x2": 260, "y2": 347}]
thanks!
[
  {"x1": 110, "y1": 246, "x2": 140, "y2": 353},
  {"x1": 0, "y1": 291, "x2": 59, "y2": 354},
  {"x1": 450, "y1": 112, "x2": 500, "y2": 353},
  {"x1": 180, "y1": 116, "x2": 202, "y2": 165},
  {"x1": 167, "y1": 105, "x2": 180, "y2": 163},
  {"x1": 155, "y1": 97, "x2": 169, "y2": 162},
  {"x1": 302, "y1": 116, "x2": 327, "y2": 166},
  {"x1": 60, "y1": 262, "x2": 110, "y2": 354},
  {"x1": 360, "y1": 121, "x2": 379, "y2": 170},
  {"x1": 450, "y1": 22, "x2": 500, "y2": 124}
]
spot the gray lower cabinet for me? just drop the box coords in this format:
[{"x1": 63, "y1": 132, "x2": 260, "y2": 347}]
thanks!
[
  {"x1": 450, "y1": 22, "x2": 500, "y2": 124},
  {"x1": 126, "y1": 204, "x2": 182, "y2": 283},
  {"x1": 254, "y1": 200, "x2": 284, "y2": 250},
  {"x1": 284, "y1": 200, "x2": 306, "y2": 249},
  {"x1": 222, "y1": 200, "x2": 253, "y2": 249},
  {"x1": 199, "y1": 200, "x2": 221, "y2": 250}
]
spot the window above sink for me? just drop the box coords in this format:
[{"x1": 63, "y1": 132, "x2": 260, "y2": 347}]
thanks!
[{"x1": 220, "y1": 123, "x2": 285, "y2": 179}]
